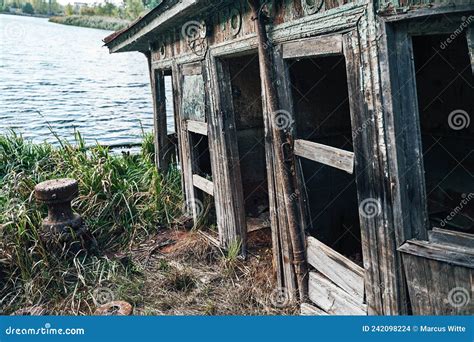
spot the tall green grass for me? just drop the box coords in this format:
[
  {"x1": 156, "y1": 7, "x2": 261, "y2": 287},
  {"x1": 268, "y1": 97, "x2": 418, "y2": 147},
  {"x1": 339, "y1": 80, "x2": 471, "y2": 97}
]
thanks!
[{"x1": 0, "y1": 132, "x2": 182, "y2": 314}]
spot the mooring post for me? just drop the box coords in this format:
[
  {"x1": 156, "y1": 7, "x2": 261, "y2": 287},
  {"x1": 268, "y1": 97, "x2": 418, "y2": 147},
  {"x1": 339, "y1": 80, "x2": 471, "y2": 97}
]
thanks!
[{"x1": 34, "y1": 178, "x2": 86, "y2": 247}]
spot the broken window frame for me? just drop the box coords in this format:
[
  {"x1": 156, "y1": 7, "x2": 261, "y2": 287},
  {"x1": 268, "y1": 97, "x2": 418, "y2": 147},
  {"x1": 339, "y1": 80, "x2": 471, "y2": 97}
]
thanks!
[
  {"x1": 175, "y1": 61, "x2": 216, "y2": 222},
  {"x1": 384, "y1": 14, "x2": 474, "y2": 247}
]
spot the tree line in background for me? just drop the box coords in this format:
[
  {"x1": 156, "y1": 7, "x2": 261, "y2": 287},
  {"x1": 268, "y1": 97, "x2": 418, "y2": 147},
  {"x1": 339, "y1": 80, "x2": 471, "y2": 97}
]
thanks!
[{"x1": 1, "y1": 0, "x2": 158, "y2": 20}]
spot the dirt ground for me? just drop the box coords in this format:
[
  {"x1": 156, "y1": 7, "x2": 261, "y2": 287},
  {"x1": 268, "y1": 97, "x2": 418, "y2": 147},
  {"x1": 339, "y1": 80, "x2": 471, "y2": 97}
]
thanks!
[{"x1": 112, "y1": 227, "x2": 299, "y2": 316}]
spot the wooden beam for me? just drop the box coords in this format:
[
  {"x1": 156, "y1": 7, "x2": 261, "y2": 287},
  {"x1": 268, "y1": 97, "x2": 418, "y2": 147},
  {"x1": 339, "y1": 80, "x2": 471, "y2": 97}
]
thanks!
[
  {"x1": 429, "y1": 228, "x2": 474, "y2": 249},
  {"x1": 398, "y1": 239, "x2": 474, "y2": 269},
  {"x1": 300, "y1": 303, "x2": 328, "y2": 316},
  {"x1": 308, "y1": 272, "x2": 367, "y2": 315},
  {"x1": 307, "y1": 236, "x2": 365, "y2": 302},
  {"x1": 192, "y1": 174, "x2": 214, "y2": 196},
  {"x1": 249, "y1": 0, "x2": 307, "y2": 300},
  {"x1": 187, "y1": 120, "x2": 208, "y2": 136},
  {"x1": 282, "y1": 34, "x2": 343, "y2": 59},
  {"x1": 294, "y1": 139, "x2": 354, "y2": 174},
  {"x1": 108, "y1": 0, "x2": 201, "y2": 53}
]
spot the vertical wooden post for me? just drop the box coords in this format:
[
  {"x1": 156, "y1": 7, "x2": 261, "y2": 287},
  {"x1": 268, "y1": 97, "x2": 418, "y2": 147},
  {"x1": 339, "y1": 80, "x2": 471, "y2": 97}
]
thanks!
[
  {"x1": 248, "y1": 0, "x2": 308, "y2": 301},
  {"x1": 205, "y1": 55, "x2": 248, "y2": 255},
  {"x1": 146, "y1": 52, "x2": 171, "y2": 174}
]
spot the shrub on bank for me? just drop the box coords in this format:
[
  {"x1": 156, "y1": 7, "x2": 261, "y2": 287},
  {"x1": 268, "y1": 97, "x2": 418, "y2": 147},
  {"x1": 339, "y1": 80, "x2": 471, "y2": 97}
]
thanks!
[{"x1": 49, "y1": 15, "x2": 130, "y2": 31}]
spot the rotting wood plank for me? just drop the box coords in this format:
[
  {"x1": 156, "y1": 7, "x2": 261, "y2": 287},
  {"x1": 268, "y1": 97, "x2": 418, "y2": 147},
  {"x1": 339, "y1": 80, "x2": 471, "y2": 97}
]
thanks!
[
  {"x1": 249, "y1": 0, "x2": 307, "y2": 301},
  {"x1": 401, "y1": 247, "x2": 473, "y2": 315},
  {"x1": 192, "y1": 174, "x2": 214, "y2": 196},
  {"x1": 282, "y1": 34, "x2": 343, "y2": 59},
  {"x1": 187, "y1": 120, "x2": 208, "y2": 136},
  {"x1": 307, "y1": 236, "x2": 364, "y2": 302},
  {"x1": 428, "y1": 228, "x2": 474, "y2": 249},
  {"x1": 308, "y1": 271, "x2": 367, "y2": 315},
  {"x1": 398, "y1": 239, "x2": 474, "y2": 269},
  {"x1": 294, "y1": 139, "x2": 354, "y2": 174},
  {"x1": 300, "y1": 303, "x2": 328, "y2": 316}
]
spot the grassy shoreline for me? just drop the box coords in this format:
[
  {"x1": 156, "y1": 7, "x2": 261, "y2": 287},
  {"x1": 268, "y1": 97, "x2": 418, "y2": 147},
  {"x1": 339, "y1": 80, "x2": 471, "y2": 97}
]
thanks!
[
  {"x1": 49, "y1": 15, "x2": 130, "y2": 31},
  {"x1": 0, "y1": 132, "x2": 182, "y2": 314},
  {"x1": 0, "y1": 132, "x2": 290, "y2": 315}
]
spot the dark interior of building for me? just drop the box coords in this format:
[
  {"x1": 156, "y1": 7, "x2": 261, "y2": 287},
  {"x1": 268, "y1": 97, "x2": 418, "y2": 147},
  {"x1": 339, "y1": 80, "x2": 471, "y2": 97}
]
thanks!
[
  {"x1": 413, "y1": 33, "x2": 474, "y2": 235},
  {"x1": 289, "y1": 55, "x2": 363, "y2": 264},
  {"x1": 227, "y1": 54, "x2": 270, "y2": 231}
]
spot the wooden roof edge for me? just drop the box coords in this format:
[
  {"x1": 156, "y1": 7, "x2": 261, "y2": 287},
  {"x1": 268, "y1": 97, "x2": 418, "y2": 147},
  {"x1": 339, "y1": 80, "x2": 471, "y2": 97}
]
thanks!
[{"x1": 103, "y1": 0, "x2": 214, "y2": 54}]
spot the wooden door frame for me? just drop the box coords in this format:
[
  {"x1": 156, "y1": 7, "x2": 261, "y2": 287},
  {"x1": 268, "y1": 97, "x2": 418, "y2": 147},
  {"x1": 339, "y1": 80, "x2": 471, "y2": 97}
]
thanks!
[
  {"x1": 382, "y1": 13, "x2": 474, "y2": 244},
  {"x1": 277, "y1": 30, "x2": 409, "y2": 314},
  {"x1": 205, "y1": 52, "x2": 248, "y2": 255}
]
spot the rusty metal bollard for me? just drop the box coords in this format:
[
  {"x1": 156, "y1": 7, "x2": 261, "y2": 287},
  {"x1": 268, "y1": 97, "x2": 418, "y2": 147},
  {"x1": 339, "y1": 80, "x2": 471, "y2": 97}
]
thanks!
[{"x1": 34, "y1": 178, "x2": 85, "y2": 245}]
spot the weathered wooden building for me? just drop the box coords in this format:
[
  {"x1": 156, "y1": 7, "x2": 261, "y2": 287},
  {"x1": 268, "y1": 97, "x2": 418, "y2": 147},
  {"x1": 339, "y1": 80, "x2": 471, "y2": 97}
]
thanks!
[{"x1": 105, "y1": 0, "x2": 474, "y2": 315}]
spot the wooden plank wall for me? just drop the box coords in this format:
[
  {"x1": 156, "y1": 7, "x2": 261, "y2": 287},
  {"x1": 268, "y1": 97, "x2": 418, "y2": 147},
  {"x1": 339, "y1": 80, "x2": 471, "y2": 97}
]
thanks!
[
  {"x1": 399, "y1": 238, "x2": 474, "y2": 315},
  {"x1": 150, "y1": 0, "x2": 357, "y2": 64}
]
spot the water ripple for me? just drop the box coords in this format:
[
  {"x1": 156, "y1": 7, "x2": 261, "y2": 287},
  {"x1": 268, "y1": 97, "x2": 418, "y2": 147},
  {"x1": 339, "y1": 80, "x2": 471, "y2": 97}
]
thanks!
[{"x1": 0, "y1": 14, "x2": 174, "y2": 146}]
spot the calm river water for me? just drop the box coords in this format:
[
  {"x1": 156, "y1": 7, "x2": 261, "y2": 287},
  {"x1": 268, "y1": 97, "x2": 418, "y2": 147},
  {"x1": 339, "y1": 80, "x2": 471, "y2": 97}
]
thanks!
[{"x1": 0, "y1": 14, "x2": 173, "y2": 147}]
